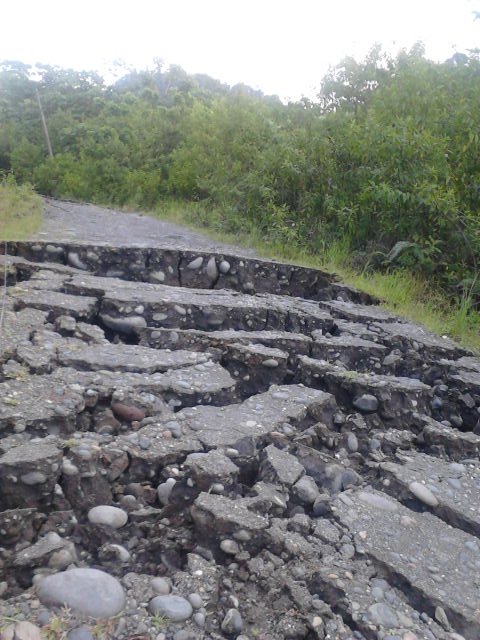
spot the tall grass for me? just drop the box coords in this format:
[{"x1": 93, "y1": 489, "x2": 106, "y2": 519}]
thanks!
[{"x1": 0, "y1": 175, "x2": 43, "y2": 240}]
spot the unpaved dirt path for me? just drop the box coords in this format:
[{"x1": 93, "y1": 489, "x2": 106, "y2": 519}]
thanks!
[{"x1": 34, "y1": 198, "x2": 256, "y2": 255}]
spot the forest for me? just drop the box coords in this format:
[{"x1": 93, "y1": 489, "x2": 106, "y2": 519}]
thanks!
[{"x1": 1, "y1": 45, "x2": 480, "y2": 309}]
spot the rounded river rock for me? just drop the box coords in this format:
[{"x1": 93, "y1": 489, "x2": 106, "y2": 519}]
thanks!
[{"x1": 37, "y1": 568, "x2": 126, "y2": 618}]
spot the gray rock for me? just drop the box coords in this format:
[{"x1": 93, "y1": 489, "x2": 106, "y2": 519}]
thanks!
[
  {"x1": 37, "y1": 568, "x2": 125, "y2": 618},
  {"x1": 260, "y1": 444, "x2": 304, "y2": 486},
  {"x1": 435, "y1": 605, "x2": 450, "y2": 630},
  {"x1": 68, "y1": 252, "x2": 88, "y2": 270},
  {"x1": 193, "y1": 611, "x2": 206, "y2": 626},
  {"x1": 149, "y1": 595, "x2": 193, "y2": 622},
  {"x1": 151, "y1": 577, "x2": 171, "y2": 595},
  {"x1": 187, "y1": 256, "x2": 203, "y2": 270},
  {"x1": 353, "y1": 394, "x2": 378, "y2": 413},
  {"x1": 184, "y1": 450, "x2": 239, "y2": 490},
  {"x1": 68, "y1": 627, "x2": 94, "y2": 640},
  {"x1": 219, "y1": 260, "x2": 231, "y2": 274},
  {"x1": 206, "y1": 257, "x2": 218, "y2": 280},
  {"x1": 157, "y1": 478, "x2": 176, "y2": 506},
  {"x1": 2, "y1": 622, "x2": 44, "y2": 640},
  {"x1": 188, "y1": 592, "x2": 203, "y2": 609},
  {"x1": 368, "y1": 602, "x2": 398, "y2": 627},
  {"x1": 87, "y1": 505, "x2": 128, "y2": 528},
  {"x1": 220, "y1": 539, "x2": 240, "y2": 555},
  {"x1": 347, "y1": 433, "x2": 358, "y2": 453},
  {"x1": 100, "y1": 313, "x2": 147, "y2": 334},
  {"x1": 221, "y1": 608, "x2": 244, "y2": 635},
  {"x1": 408, "y1": 481, "x2": 439, "y2": 507},
  {"x1": 293, "y1": 475, "x2": 319, "y2": 505}
]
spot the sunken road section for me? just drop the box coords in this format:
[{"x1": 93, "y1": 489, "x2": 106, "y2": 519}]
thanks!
[{"x1": 0, "y1": 238, "x2": 480, "y2": 640}]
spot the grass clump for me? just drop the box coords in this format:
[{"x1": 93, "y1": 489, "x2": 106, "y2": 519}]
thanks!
[{"x1": 0, "y1": 174, "x2": 43, "y2": 240}]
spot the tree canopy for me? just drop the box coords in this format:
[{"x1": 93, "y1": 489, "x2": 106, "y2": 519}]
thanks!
[{"x1": 1, "y1": 48, "x2": 479, "y2": 301}]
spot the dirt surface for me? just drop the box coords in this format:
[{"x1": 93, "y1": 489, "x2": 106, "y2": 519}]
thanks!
[{"x1": 34, "y1": 198, "x2": 257, "y2": 255}]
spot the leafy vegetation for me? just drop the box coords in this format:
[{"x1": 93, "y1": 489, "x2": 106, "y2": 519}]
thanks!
[
  {"x1": 0, "y1": 46, "x2": 479, "y2": 345},
  {"x1": 0, "y1": 174, "x2": 43, "y2": 240}
]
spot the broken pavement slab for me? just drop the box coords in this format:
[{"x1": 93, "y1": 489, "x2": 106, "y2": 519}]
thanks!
[
  {"x1": 9, "y1": 286, "x2": 98, "y2": 321},
  {"x1": 0, "y1": 375, "x2": 85, "y2": 435},
  {"x1": 175, "y1": 384, "x2": 337, "y2": 449},
  {"x1": 56, "y1": 341, "x2": 213, "y2": 374},
  {"x1": 0, "y1": 440, "x2": 62, "y2": 509},
  {"x1": 333, "y1": 488, "x2": 480, "y2": 639},
  {"x1": 380, "y1": 451, "x2": 480, "y2": 537},
  {"x1": 297, "y1": 355, "x2": 432, "y2": 421}
]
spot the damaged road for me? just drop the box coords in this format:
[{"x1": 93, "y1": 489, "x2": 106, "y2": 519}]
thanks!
[{"x1": 0, "y1": 202, "x2": 479, "y2": 640}]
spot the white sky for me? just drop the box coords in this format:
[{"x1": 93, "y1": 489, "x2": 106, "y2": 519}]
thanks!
[{"x1": 2, "y1": 0, "x2": 479, "y2": 100}]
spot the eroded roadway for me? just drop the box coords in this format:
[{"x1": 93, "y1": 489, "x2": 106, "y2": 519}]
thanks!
[{"x1": 0, "y1": 199, "x2": 479, "y2": 640}]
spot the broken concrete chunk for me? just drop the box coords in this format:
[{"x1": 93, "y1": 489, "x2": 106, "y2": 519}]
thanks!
[
  {"x1": 184, "y1": 449, "x2": 239, "y2": 490},
  {"x1": 334, "y1": 489, "x2": 480, "y2": 638},
  {"x1": 176, "y1": 384, "x2": 336, "y2": 449},
  {"x1": 0, "y1": 440, "x2": 62, "y2": 508},
  {"x1": 191, "y1": 492, "x2": 268, "y2": 553},
  {"x1": 260, "y1": 444, "x2": 304, "y2": 486}
]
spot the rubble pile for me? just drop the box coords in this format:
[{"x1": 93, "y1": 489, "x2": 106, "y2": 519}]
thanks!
[{"x1": 0, "y1": 238, "x2": 479, "y2": 640}]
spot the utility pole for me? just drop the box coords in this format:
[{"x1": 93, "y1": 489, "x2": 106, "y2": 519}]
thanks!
[{"x1": 35, "y1": 88, "x2": 54, "y2": 158}]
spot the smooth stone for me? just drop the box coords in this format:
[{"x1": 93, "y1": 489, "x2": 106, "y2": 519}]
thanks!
[
  {"x1": 157, "y1": 478, "x2": 176, "y2": 506},
  {"x1": 2, "y1": 622, "x2": 43, "y2": 640},
  {"x1": 106, "y1": 544, "x2": 131, "y2": 562},
  {"x1": 68, "y1": 627, "x2": 94, "y2": 640},
  {"x1": 220, "y1": 539, "x2": 240, "y2": 555},
  {"x1": 342, "y1": 469, "x2": 359, "y2": 489},
  {"x1": 37, "y1": 568, "x2": 126, "y2": 618},
  {"x1": 193, "y1": 611, "x2": 206, "y2": 627},
  {"x1": 187, "y1": 257, "x2": 203, "y2": 270},
  {"x1": 449, "y1": 463, "x2": 466, "y2": 475},
  {"x1": 36, "y1": 610, "x2": 51, "y2": 626},
  {"x1": 151, "y1": 577, "x2": 171, "y2": 595},
  {"x1": 262, "y1": 358, "x2": 279, "y2": 368},
  {"x1": 221, "y1": 608, "x2": 244, "y2": 635},
  {"x1": 100, "y1": 314, "x2": 147, "y2": 334},
  {"x1": 149, "y1": 595, "x2": 193, "y2": 622},
  {"x1": 353, "y1": 394, "x2": 378, "y2": 413},
  {"x1": 409, "y1": 481, "x2": 439, "y2": 507},
  {"x1": 20, "y1": 472, "x2": 47, "y2": 485},
  {"x1": 87, "y1": 505, "x2": 128, "y2": 529},
  {"x1": 219, "y1": 260, "x2": 231, "y2": 274},
  {"x1": 111, "y1": 402, "x2": 146, "y2": 422},
  {"x1": 68, "y1": 252, "x2": 88, "y2": 270},
  {"x1": 151, "y1": 270, "x2": 166, "y2": 282},
  {"x1": 347, "y1": 433, "x2": 358, "y2": 453},
  {"x1": 173, "y1": 632, "x2": 194, "y2": 640},
  {"x1": 368, "y1": 602, "x2": 399, "y2": 627},
  {"x1": 357, "y1": 492, "x2": 397, "y2": 512},
  {"x1": 188, "y1": 593, "x2": 203, "y2": 609},
  {"x1": 206, "y1": 257, "x2": 218, "y2": 279},
  {"x1": 372, "y1": 586, "x2": 385, "y2": 601}
]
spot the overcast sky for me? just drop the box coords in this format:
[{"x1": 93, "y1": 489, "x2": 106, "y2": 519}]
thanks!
[{"x1": 2, "y1": 0, "x2": 479, "y2": 100}]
